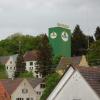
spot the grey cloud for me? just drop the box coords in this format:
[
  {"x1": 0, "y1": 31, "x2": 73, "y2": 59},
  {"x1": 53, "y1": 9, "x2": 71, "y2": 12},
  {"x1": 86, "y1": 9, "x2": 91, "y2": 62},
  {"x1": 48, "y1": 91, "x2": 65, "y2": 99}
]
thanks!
[{"x1": 0, "y1": 0, "x2": 100, "y2": 40}]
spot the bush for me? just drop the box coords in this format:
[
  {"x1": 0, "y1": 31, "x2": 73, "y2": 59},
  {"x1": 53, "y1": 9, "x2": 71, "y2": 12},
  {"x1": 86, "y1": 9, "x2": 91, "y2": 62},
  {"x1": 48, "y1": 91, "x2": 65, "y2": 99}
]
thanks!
[
  {"x1": 40, "y1": 73, "x2": 60, "y2": 100},
  {"x1": 18, "y1": 71, "x2": 33, "y2": 78},
  {"x1": 0, "y1": 64, "x2": 7, "y2": 79}
]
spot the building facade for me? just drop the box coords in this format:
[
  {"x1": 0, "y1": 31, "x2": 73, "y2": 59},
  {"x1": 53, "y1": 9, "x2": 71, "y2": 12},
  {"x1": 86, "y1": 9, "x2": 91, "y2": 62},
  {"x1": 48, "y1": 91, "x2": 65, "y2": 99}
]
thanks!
[
  {"x1": 24, "y1": 51, "x2": 42, "y2": 78},
  {"x1": 0, "y1": 78, "x2": 44, "y2": 100},
  {"x1": 48, "y1": 26, "x2": 71, "y2": 57},
  {"x1": 47, "y1": 66, "x2": 100, "y2": 100}
]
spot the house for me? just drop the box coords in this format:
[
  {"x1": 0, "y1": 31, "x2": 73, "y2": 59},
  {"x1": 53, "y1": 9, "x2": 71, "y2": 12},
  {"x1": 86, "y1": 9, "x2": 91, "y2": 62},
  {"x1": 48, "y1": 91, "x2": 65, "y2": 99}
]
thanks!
[
  {"x1": 0, "y1": 54, "x2": 18, "y2": 79},
  {"x1": 24, "y1": 50, "x2": 42, "y2": 78},
  {"x1": 47, "y1": 66, "x2": 100, "y2": 100},
  {"x1": 56, "y1": 55, "x2": 89, "y2": 75},
  {"x1": 0, "y1": 82, "x2": 11, "y2": 100},
  {"x1": 0, "y1": 78, "x2": 45, "y2": 100}
]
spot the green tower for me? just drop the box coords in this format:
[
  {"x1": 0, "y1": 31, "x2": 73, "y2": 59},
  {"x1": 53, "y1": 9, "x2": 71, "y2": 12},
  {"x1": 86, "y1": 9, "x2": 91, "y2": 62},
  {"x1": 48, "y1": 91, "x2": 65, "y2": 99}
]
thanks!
[{"x1": 48, "y1": 25, "x2": 71, "y2": 57}]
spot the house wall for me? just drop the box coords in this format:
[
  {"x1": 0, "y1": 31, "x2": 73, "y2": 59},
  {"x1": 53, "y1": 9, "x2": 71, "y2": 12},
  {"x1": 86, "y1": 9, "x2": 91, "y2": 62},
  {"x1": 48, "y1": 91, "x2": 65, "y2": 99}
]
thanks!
[
  {"x1": 11, "y1": 79, "x2": 39, "y2": 100},
  {"x1": 48, "y1": 69, "x2": 100, "y2": 100},
  {"x1": 34, "y1": 83, "x2": 45, "y2": 100},
  {"x1": 48, "y1": 67, "x2": 75, "y2": 100},
  {"x1": 79, "y1": 55, "x2": 89, "y2": 67},
  {"x1": 25, "y1": 61, "x2": 42, "y2": 78},
  {"x1": 5, "y1": 56, "x2": 16, "y2": 79}
]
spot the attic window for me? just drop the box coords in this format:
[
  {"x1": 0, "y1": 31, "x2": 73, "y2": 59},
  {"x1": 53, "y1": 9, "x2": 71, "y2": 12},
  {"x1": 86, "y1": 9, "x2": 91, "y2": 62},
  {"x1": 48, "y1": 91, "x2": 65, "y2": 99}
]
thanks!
[
  {"x1": 22, "y1": 89, "x2": 28, "y2": 94},
  {"x1": 10, "y1": 61, "x2": 12, "y2": 64}
]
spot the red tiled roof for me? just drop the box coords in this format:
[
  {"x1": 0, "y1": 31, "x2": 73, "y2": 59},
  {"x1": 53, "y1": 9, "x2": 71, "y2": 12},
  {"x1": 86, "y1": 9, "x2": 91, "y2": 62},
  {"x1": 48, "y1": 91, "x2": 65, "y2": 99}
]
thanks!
[
  {"x1": 0, "y1": 82, "x2": 11, "y2": 100},
  {"x1": 76, "y1": 67, "x2": 100, "y2": 97},
  {"x1": 24, "y1": 50, "x2": 39, "y2": 61},
  {"x1": 0, "y1": 78, "x2": 22, "y2": 95}
]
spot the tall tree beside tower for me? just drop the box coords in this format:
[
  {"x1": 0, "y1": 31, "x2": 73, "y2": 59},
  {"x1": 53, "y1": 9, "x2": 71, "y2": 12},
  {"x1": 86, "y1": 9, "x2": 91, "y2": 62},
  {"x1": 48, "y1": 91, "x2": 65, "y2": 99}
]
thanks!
[
  {"x1": 36, "y1": 34, "x2": 53, "y2": 77},
  {"x1": 15, "y1": 41, "x2": 25, "y2": 77},
  {"x1": 72, "y1": 25, "x2": 88, "y2": 56},
  {"x1": 94, "y1": 26, "x2": 100, "y2": 40}
]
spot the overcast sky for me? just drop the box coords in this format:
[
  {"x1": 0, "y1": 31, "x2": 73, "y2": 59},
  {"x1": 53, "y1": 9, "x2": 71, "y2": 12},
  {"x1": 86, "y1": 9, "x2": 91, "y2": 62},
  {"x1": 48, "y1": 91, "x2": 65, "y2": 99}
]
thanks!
[{"x1": 0, "y1": 0, "x2": 100, "y2": 40}]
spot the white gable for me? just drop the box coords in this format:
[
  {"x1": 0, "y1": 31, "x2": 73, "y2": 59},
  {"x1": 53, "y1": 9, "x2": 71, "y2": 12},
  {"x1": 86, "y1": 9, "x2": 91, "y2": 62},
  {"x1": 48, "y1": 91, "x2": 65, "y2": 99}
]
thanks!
[
  {"x1": 47, "y1": 67, "x2": 100, "y2": 100},
  {"x1": 11, "y1": 79, "x2": 38, "y2": 100}
]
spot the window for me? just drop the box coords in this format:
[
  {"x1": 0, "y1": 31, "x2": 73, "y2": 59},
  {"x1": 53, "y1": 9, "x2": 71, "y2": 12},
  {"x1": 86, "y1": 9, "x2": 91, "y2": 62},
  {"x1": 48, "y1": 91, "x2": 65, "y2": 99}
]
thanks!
[
  {"x1": 10, "y1": 67, "x2": 12, "y2": 69},
  {"x1": 14, "y1": 67, "x2": 16, "y2": 70},
  {"x1": 10, "y1": 61, "x2": 12, "y2": 64},
  {"x1": 35, "y1": 71, "x2": 38, "y2": 74},
  {"x1": 30, "y1": 98, "x2": 34, "y2": 100},
  {"x1": 30, "y1": 62, "x2": 33, "y2": 65},
  {"x1": 26, "y1": 98, "x2": 29, "y2": 100},
  {"x1": 16, "y1": 98, "x2": 24, "y2": 100},
  {"x1": 6, "y1": 66, "x2": 8, "y2": 69},
  {"x1": 40, "y1": 83, "x2": 45, "y2": 88},
  {"x1": 36, "y1": 75, "x2": 38, "y2": 78},
  {"x1": 37, "y1": 91, "x2": 41, "y2": 95},
  {"x1": 22, "y1": 89, "x2": 28, "y2": 94}
]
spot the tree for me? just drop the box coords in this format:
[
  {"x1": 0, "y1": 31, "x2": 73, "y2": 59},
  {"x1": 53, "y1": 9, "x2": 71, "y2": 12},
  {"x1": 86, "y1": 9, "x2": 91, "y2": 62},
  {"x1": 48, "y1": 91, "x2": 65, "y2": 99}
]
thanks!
[
  {"x1": 0, "y1": 33, "x2": 42, "y2": 56},
  {"x1": 87, "y1": 40, "x2": 100, "y2": 66},
  {"x1": 40, "y1": 73, "x2": 60, "y2": 100},
  {"x1": 36, "y1": 34, "x2": 53, "y2": 77},
  {"x1": 72, "y1": 25, "x2": 88, "y2": 56},
  {"x1": 0, "y1": 47, "x2": 9, "y2": 56},
  {"x1": 0, "y1": 63, "x2": 7, "y2": 79},
  {"x1": 15, "y1": 53, "x2": 25, "y2": 77},
  {"x1": 94, "y1": 26, "x2": 100, "y2": 40}
]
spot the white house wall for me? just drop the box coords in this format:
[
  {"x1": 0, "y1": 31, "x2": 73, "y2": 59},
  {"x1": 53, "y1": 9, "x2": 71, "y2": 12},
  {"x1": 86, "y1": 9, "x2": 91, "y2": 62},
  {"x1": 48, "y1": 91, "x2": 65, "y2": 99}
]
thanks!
[
  {"x1": 48, "y1": 70, "x2": 100, "y2": 100},
  {"x1": 25, "y1": 61, "x2": 36, "y2": 72},
  {"x1": 5, "y1": 56, "x2": 16, "y2": 78},
  {"x1": 34, "y1": 83, "x2": 45, "y2": 100},
  {"x1": 11, "y1": 79, "x2": 38, "y2": 100},
  {"x1": 25, "y1": 61, "x2": 42, "y2": 78},
  {"x1": 47, "y1": 67, "x2": 75, "y2": 100}
]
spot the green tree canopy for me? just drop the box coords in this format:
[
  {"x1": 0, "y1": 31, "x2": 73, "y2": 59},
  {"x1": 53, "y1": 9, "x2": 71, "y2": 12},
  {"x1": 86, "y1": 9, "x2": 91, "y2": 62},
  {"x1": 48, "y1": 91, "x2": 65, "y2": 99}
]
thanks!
[
  {"x1": 94, "y1": 26, "x2": 100, "y2": 40},
  {"x1": 40, "y1": 73, "x2": 60, "y2": 100},
  {"x1": 72, "y1": 25, "x2": 88, "y2": 56},
  {"x1": 0, "y1": 33, "x2": 41, "y2": 56},
  {"x1": 87, "y1": 40, "x2": 100, "y2": 66},
  {"x1": 36, "y1": 34, "x2": 53, "y2": 77}
]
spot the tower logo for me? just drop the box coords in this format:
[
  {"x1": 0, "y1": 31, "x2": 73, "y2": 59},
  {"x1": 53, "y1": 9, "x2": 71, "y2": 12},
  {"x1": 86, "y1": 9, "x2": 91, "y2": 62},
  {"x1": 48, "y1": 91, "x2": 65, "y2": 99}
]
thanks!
[
  {"x1": 61, "y1": 31, "x2": 68, "y2": 41},
  {"x1": 50, "y1": 32, "x2": 57, "y2": 39}
]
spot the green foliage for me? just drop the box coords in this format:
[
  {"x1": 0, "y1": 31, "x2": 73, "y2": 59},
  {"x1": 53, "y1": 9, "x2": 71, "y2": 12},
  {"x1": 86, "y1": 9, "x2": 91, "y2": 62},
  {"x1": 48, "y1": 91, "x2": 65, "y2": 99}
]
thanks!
[
  {"x1": 15, "y1": 54, "x2": 25, "y2": 77},
  {"x1": 18, "y1": 71, "x2": 33, "y2": 78},
  {"x1": 0, "y1": 47, "x2": 9, "y2": 56},
  {"x1": 52, "y1": 56, "x2": 62, "y2": 70},
  {"x1": 87, "y1": 40, "x2": 100, "y2": 66},
  {"x1": 94, "y1": 26, "x2": 100, "y2": 40},
  {"x1": 36, "y1": 34, "x2": 53, "y2": 77},
  {"x1": 72, "y1": 25, "x2": 88, "y2": 56},
  {"x1": 0, "y1": 64, "x2": 7, "y2": 79},
  {"x1": 40, "y1": 73, "x2": 60, "y2": 100},
  {"x1": 0, "y1": 33, "x2": 41, "y2": 56}
]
